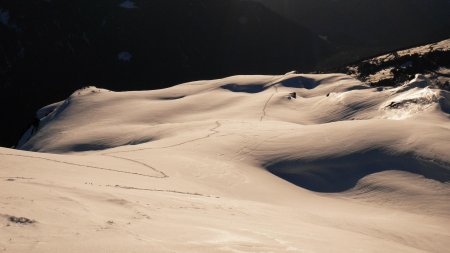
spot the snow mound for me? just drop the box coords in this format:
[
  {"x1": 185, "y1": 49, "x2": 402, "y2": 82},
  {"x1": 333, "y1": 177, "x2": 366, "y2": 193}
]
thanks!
[
  {"x1": 70, "y1": 86, "x2": 110, "y2": 97},
  {"x1": 17, "y1": 73, "x2": 449, "y2": 152},
  {"x1": 4, "y1": 72, "x2": 450, "y2": 253},
  {"x1": 381, "y1": 75, "x2": 446, "y2": 120}
]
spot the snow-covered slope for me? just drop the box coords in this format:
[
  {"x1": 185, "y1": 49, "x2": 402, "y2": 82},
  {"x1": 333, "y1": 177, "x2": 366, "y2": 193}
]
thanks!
[{"x1": 1, "y1": 72, "x2": 450, "y2": 252}]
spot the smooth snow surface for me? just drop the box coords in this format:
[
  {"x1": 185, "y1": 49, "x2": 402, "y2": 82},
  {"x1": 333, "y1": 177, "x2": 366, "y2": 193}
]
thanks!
[{"x1": 2, "y1": 73, "x2": 450, "y2": 252}]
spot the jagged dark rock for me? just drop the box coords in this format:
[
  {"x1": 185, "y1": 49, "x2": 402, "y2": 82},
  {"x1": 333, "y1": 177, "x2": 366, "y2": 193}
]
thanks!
[{"x1": 339, "y1": 39, "x2": 450, "y2": 89}]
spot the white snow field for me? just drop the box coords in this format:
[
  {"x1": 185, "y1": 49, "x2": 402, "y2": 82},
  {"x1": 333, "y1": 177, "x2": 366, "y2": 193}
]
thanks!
[{"x1": 1, "y1": 72, "x2": 449, "y2": 252}]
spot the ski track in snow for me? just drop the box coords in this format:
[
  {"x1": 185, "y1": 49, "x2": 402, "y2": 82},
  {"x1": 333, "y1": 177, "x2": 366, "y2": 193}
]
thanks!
[
  {"x1": 0, "y1": 121, "x2": 224, "y2": 180},
  {"x1": 0, "y1": 153, "x2": 166, "y2": 179},
  {"x1": 0, "y1": 153, "x2": 220, "y2": 198},
  {"x1": 106, "y1": 184, "x2": 220, "y2": 198},
  {"x1": 104, "y1": 121, "x2": 222, "y2": 155},
  {"x1": 260, "y1": 86, "x2": 279, "y2": 122}
]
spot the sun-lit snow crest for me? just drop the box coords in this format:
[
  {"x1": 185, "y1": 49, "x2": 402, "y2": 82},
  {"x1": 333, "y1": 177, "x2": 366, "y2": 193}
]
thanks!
[{"x1": 381, "y1": 74, "x2": 444, "y2": 120}]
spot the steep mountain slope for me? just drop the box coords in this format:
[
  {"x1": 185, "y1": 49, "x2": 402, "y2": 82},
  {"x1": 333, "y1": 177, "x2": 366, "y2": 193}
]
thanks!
[
  {"x1": 1, "y1": 72, "x2": 449, "y2": 252},
  {"x1": 342, "y1": 38, "x2": 450, "y2": 89},
  {"x1": 254, "y1": 0, "x2": 450, "y2": 67},
  {"x1": 0, "y1": 0, "x2": 331, "y2": 147}
]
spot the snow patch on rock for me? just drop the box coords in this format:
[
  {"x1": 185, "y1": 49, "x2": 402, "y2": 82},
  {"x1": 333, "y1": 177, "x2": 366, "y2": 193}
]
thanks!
[{"x1": 381, "y1": 75, "x2": 441, "y2": 120}]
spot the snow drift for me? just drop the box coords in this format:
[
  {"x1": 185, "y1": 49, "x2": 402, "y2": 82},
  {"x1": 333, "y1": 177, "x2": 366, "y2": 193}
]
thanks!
[{"x1": 1, "y1": 72, "x2": 449, "y2": 253}]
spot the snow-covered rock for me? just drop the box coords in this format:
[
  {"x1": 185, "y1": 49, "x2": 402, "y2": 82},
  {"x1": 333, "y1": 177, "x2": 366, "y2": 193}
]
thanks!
[{"x1": 344, "y1": 38, "x2": 450, "y2": 89}]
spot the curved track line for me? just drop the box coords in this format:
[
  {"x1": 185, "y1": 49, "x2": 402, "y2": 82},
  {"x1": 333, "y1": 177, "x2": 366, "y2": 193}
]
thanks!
[
  {"x1": 104, "y1": 121, "x2": 222, "y2": 155},
  {"x1": 0, "y1": 153, "x2": 221, "y2": 198},
  {"x1": 107, "y1": 184, "x2": 219, "y2": 198},
  {"x1": 101, "y1": 154, "x2": 168, "y2": 178},
  {"x1": 3, "y1": 121, "x2": 229, "y2": 199},
  {"x1": 260, "y1": 72, "x2": 311, "y2": 122},
  {"x1": 0, "y1": 121, "x2": 222, "y2": 198},
  {"x1": 260, "y1": 86, "x2": 279, "y2": 122},
  {"x1": 0, "y1": 153, "x2": 166, "y2": 178}
]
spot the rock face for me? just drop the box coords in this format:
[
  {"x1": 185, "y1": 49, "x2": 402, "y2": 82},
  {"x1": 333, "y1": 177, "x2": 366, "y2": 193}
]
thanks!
[
  {"x1": 341, "y1": 39, "x2": 450, "y2": 90},
  {"x1": 0, "y1": 0, "x2": 331, "y2": 147}
]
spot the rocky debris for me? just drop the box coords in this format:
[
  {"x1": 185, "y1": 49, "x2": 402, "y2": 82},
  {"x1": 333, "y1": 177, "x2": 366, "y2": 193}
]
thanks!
[
  {"x1": 8, "y1": 216, "x2": 35, "y2": 224},
  {"x1": 289, "y1": 92, "x2": 297, "y2": 99},
  {"x1": 340, "y1": 39, "x2": 450, "y2": 90}
]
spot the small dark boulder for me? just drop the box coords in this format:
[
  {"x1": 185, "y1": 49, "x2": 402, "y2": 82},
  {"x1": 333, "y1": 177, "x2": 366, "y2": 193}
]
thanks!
[{"x1": 9, "y1": 216, "x2": 35, "y2": 224}]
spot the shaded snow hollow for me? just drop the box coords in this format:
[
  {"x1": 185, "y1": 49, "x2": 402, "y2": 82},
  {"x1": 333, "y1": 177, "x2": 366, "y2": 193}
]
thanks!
[{"x1": 2, "y1": 73, "x2": 450, "y2": 253}]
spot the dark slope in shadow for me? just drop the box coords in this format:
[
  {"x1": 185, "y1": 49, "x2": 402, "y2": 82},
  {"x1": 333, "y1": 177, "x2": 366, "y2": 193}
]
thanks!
[
  {"x1": 221, "y1": 76, "x2": 320, "y2": 93},
  {"x1": 221, "y1": 83, "x2": 267, "y2": 93},
  {"x1": 438, "y1": 91, "x2": 450, "y2": 114},
  {"x1": 159, "y1": 96, "x2": 186, "y2": 100},
  {"x1": 58, "y1": 138, "x2": 155, "y2": 153},
  {"x1": 20, "y1": 137, "x2": 156, "y2": 153},
  {"x1": 266, "y1": 150, "x2": 450, "y2": 193},
  {"x1": 277, "y1": 76, "x2": 318, "y2": 89}
]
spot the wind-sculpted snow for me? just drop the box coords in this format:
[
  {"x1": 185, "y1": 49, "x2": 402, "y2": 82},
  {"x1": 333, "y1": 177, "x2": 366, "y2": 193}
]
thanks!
[
  {"x1": 266, "y1": 150, "x2": 450, "y2": 192},
  {"x1": 2, "y1": 72, "x2": 450, "y2": 253}
]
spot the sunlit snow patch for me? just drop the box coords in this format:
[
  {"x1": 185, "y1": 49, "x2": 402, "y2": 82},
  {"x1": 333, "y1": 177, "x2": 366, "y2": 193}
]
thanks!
[
  {"x1": 366, "y1": 67, "x2": 394, "y2": 84},
  {"x1": 71, "y1": 86, "x2": 110, "y2": 97},
  {"x1": 119, "y1": 1, "x2": 137, "y2": 9},
  {"x1": 381, "y1": 75, "x2": 439, "y2": 120}
]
